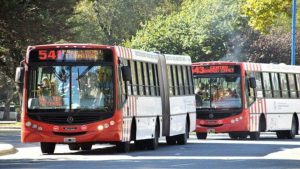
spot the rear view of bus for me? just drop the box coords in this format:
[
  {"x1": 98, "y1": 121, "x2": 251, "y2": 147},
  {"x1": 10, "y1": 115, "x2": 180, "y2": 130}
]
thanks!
[{"x1": 192, "y1": 62, "x2": 247, "y2": 139}]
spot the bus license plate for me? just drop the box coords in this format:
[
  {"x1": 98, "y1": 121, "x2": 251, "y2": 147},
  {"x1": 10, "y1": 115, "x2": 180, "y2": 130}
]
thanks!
[
  {"x1": 64, "y1": 138, "x2": 76, "y2": 143},
  {"x1": 207, "y1": 128, "x2": 215, "y2": 133}
]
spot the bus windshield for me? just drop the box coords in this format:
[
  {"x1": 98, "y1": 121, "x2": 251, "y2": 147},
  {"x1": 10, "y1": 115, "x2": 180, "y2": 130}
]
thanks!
[
  {"x1": 194, "y1": 75, "x2": 242, "y2": 109},
  {"x1": 27, "y1": 65, "x2": 114, "y2": 112}
]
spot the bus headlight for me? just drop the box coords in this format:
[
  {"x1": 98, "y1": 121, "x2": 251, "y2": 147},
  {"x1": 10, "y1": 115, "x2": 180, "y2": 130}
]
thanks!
[
  {"x1": 25, "y1": 121, "x2": 32, "y2": 127},
  {"x1": 97, "y1": 125, "x2": 104, "y2": 131}
]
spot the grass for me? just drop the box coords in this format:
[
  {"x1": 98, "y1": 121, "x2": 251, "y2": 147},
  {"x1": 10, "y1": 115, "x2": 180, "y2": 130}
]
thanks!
[{"x1": 0, "y1": 122, "x2": 21, "y2": 127}]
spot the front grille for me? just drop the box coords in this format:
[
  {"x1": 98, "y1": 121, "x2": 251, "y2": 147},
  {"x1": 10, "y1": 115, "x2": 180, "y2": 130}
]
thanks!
[
  {"x1": 53, "y1": 132, "x2": 87, "y2": 136},
  {"x1": 28, "y1": 113, "x2": 112, "y2": 125},
  {"x1": 197, "y1": 109, "x2": 242, "y2": 120}
]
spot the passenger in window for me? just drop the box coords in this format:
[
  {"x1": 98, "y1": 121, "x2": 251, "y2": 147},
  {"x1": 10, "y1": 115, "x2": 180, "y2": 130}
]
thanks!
[
  {"x1": 97, "y1": 68, "x2": 113, "y2": 93},
  {"x1": 195, "y1": 89, "x2": 203, "y2": 107},
  {"x1": 38, "y1": 76, "x2": 52, "y2": 96}
]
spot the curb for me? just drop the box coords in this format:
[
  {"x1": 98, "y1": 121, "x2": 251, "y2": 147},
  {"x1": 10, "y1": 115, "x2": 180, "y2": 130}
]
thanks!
[{"x1": 0, "y1": 143, "x2": 18, "y2": 156}]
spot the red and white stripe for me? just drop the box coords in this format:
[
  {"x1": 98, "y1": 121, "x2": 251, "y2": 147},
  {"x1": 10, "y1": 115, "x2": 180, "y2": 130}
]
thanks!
[
  {"x1": 249, "y1": 99, "x2": 267, "y2": 131},
  {"x1": 116, "y1": 46, "x2": 133, "y2": 59},
  {"x1": 244, "y1": 63, "x2": 262, "y2": 72},
  {"x1": 121, "y1": 96, "x2": 137, "y2": 141}
]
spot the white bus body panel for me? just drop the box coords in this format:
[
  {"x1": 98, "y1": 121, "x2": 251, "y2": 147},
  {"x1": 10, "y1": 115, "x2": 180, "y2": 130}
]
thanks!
[
  {"x1": 265, "y1": 99, "x2": 299, "y2": 131},
  {"x1": 169, "y1": 95, "x2": 196, "y2": 136},
  {"x1": 135, "y1": 96, "x2": 162, "y2": 140}
]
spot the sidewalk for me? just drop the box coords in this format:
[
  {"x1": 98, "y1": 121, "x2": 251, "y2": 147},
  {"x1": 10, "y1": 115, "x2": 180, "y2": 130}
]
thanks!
[
  {"x1": 0, "y1": 143, "x2": 17, "y2": 156},
  {"x1": 0, "y1": 121, "x2": 20, "y2": 156}
]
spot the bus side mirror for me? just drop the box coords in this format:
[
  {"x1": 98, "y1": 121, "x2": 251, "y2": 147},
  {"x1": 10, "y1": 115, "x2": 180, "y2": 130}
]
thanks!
[
  {"x1": 121, "y1": 66, "x2": 132, "y2": 82},
  {"x1": 15, "y1": 67, "x2": 24, "y2": 92},
  {"x1": 249, "y1": 77, "x2": 256, "y2": 88}
]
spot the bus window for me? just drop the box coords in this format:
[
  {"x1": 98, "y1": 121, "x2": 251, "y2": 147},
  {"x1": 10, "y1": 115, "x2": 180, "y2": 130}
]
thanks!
[
  {"x1": 296, "y1": 74, "x2": 300, "y2": 97},
  {"x1": 288, "y1": 74, "x2": 297, "y2": 98},
  {"x1": 262, "y1": 72, "x2": 272, "y2": 98},
  {"x1": 172, "y1": 66, "x2": 179, "y2": 96},
  {"x1": 143, "y1": 62, "x2": 149, "y2": 95},
  {"x1": 253, "y1": 72, "x2": 263, "y2": 98},
  {"x1": 130, "y1": 61, "x2": 137, "y2": 95},
  {"x1": 270, "y1": 73, "x2": 280, "y2": 98},
  {"x1": 182, "y1": 66, "x2": 189, "y2": 94},
  {"x1": 148, "y1": 63, "x2": 155, "y2": 96},
  {"x1": 177, "y1": 66, "x2": 184, "y2": 95},
  {"x1": 167, "y1": 65, "x2": 173, "y2": 96},
  {"x1": 279, "y1": 73, "x2": 289, "y2": 98}
]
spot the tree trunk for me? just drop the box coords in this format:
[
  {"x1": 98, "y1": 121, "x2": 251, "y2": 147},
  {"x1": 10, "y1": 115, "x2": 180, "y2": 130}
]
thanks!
[{"x1": 3, "y1": 91, "x2": 17, "y2": 120}]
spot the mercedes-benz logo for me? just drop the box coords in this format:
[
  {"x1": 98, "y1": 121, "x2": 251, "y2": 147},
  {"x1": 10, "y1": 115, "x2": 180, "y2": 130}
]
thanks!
[
  {"x1": 67, "y1": 116, "x2": 74, "y2": 124},
  {"x1": 208, "y1": 113, "x2": 214, "y2": 119}
]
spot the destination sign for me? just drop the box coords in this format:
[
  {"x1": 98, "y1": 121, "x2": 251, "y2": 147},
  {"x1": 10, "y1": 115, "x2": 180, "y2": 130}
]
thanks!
[
  {"x1": 193, "y1": 65, "x2": 237, "y2": 74},
  {"x1": 29, "y1": 49, "x2": 110, "y2": 62}
]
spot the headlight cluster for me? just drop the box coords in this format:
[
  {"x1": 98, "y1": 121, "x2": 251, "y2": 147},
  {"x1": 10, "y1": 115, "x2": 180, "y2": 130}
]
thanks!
[{"x1": 25, "y1": 121, "x2": 43, "y2": 131}]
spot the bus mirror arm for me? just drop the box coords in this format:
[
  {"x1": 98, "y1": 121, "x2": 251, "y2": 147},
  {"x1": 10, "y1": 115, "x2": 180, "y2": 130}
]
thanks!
[
  {"x1": 121, "y1": 66, "x2": 132, "y2": 82},
  {"x1": 249, "y1": 77, "x2": 256, "y2": 88}
]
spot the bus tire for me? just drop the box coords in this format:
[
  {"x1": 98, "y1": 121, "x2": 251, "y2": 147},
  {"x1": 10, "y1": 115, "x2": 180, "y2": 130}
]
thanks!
[
  {"x1": 228, "y1": 132, "x2": 238, "y2": 139},
  {"x1": 68, "y1": 144, "x2": 80, "y2": 150},
  {"x1": 196, "y1": 132, "x2": 207, "y2": 139},
  {"x1": 166, "y1": 136, "x2": 177, "y2": 145},
  {"x1": 177, "y1": 122, "x2": 188, "y2": 145},
  {"x1": 249, "y1": 132, "x2": 260, "y2": 140},
  {"x1": 116, "y1": 141, "x2": 130, "y2": 153},
  {"x1": 276, "y1": 131, "x2": 286, "y2": 139},
  {"x1": 134, "y1": 140, "x2": 146, "y2": 150},
  {"x1": 286, "y1": 117, "x2": 297, "y2": 139},
  {"x1": 81, "y1": 143, "x2": 92, "y2": 151},
  {"x1": 41, "y1": 142, "x2": 55, "y2": 154},
  {"x1": 147, "y1": 122, "x2": 159, "y2": 150}
]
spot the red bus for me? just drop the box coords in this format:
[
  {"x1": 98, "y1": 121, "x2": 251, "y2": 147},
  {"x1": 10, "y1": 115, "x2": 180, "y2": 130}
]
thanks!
[
  {"x1": 15, "y1": 44, "x2": 196, "y2": 154},
  {"x1": 193, "y1": 61, "x2": 300, "y2": 140}
]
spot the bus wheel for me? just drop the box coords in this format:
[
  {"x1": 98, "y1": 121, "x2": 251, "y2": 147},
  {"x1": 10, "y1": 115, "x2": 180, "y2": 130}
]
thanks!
[
  {"x1": 286, "y1": 117, "x2": 297, "y2": 139},
  {"x1": 69, "y1": 144, "x2": 80, "y2": 150},
  {"x1": 177, "y1": 122, "x2": 188, "y2": 145},
  {"x1": 249, "y1": 132, "x2": 260, "y2": 140},
  {"x1": 134, "y1": 140, "x2": 146, "y2": 150},
  {"x1": 81, "y1": 144, "x2": 92, "y2": 151},
  {"x1": 196, "y1": 132, "x2": 207, "y2": 139},
  {"x1": 147, "y1": 122, "x2": 159, "y2": 150},
  {"x1": 276, "y1": 131, "x2": 286, "y2": 139},
  {"x1": 41, "y1": 142, "x2": 55, "y2": 154},
  {"x1": 166, "y1": 136, "x2": 177, "y2": 145},
  {"x1": 228, "y1": 133, "x2": 238, "y2": 139},
  {"x1": 116, "y1": 141, "x2": 130, "y2": 153}
]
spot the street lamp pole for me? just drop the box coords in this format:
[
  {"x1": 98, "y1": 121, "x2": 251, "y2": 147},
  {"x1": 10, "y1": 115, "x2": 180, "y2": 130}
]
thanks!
[{"x1": 291, "y1": 0, "x2": 297, "y2": 65}]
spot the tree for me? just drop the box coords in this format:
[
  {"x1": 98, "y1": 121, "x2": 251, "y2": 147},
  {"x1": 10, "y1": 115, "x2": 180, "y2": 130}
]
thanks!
[
  {"x1": 242, "y1": 0, "x2": 292, "y2": 34},
  {"x1": 69, "y1": 0, "x2": 182, "y2": 45},
  {"x1": 127, "y1": 0, "x2": 254, "y2": 62},
  {"x1": 0, "y1": 0, "x2": 76, "y2": 119}
]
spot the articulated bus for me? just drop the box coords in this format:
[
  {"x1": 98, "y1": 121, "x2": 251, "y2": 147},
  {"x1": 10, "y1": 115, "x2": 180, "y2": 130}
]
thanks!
[
  {"x1": 192, "y1": 61, "x2": 300, "y2": 140},
  {"x1": 15, "y1": 44, "x2": 195, "y2": 154}
]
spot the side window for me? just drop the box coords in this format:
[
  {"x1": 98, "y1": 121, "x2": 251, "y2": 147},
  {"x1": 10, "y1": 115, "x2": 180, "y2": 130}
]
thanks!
[
  {"x1": 177, "y1": 65, "x2": 184, "y2": 95},
  {"x1": 148, "y1": 63, "x2": 155, "y2": 96},
  {"x1": 262, "y1": 72, "x2": 272, "y2": 98},
  {"x1": 143, "y1": 62, "x2": 149, "y2": 95},
  {"x1": 130, "y1": 61, "x2": 137, "y2": 95},
  {"x1": 247, "y1": 72, "x2": 255, "y2": 105},
  {"x1": 279, "y1": 73, "x2": 289, "y2": 98},
  {"x1": 167, "y1": 65, "x2": 173, "y2": 96},
  {"x1": 172, "y1": 65, "x2": 178, "y2": 95},
  {"x1": 118, "y1": 66, "x2": 125, "y2": 109},
  {"x1": 187, "y1": 66, "x2": 193, "y2": 94},
  {"x1": 288, "y1": 74, "x2": 297, "y2": 98},
  {"x1": 182, "y1": 66, "x2": 189, "y2": 95},
  {"x1": 270, "y1": 73, "x2": 280, "y2": 98},
  {"x1": 254, "y1": 72, "x2": 263, "y2": 97},
  {"x1": 296, "y1": 74, "x2": 300, "y2": 97},
  {"x1": 137, "y1": 62, "x2": 144, "y2": 95}
]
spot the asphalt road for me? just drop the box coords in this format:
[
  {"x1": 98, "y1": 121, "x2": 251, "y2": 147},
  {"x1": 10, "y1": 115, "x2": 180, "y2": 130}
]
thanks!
[{"x1": 1, "y1": 130, "x2": 300, "y2": 169}]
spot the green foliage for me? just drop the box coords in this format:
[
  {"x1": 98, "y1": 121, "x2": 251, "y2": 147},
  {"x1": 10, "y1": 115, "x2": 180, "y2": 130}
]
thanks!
[
  {"x1": 242, "y1": 0, "x2": 291, "y2": 34},
  {"x1": 127, "y1": 0, "x2": 249, "y2": 62},
  {"x1": 69, "y1": 0, "x2": 181, "y2": 45}
]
